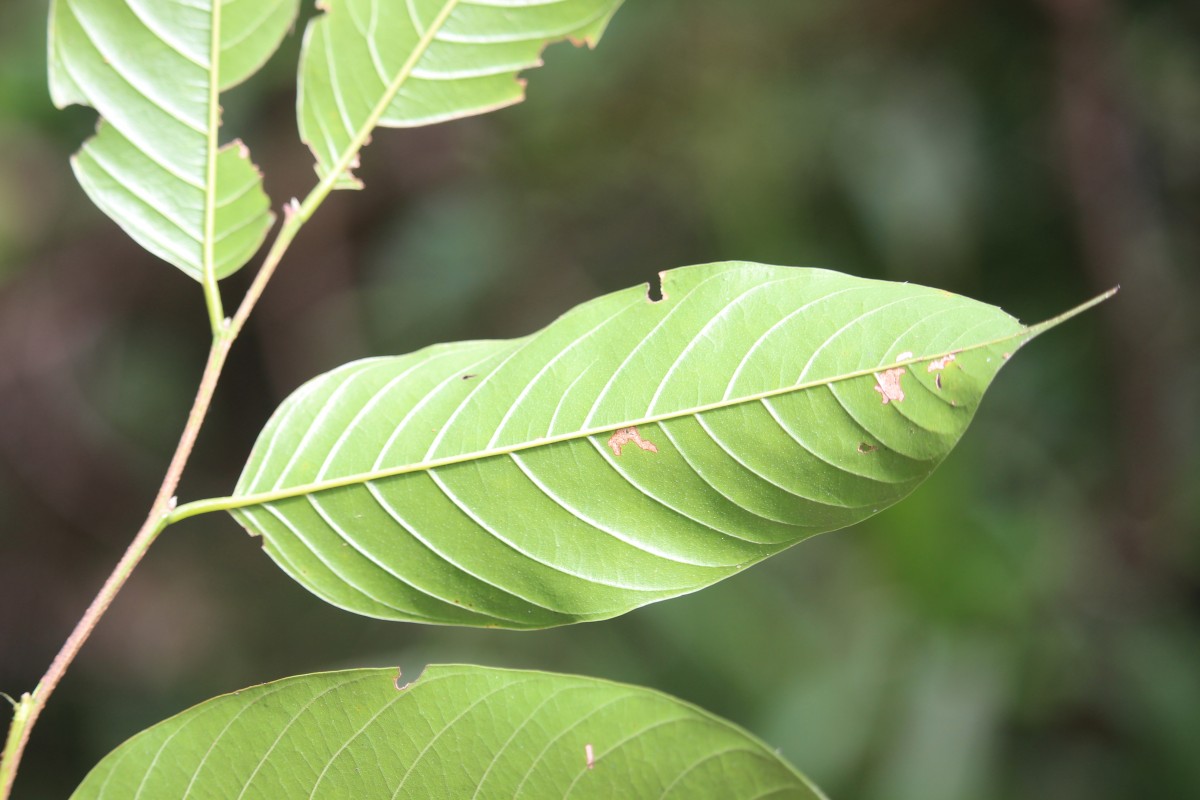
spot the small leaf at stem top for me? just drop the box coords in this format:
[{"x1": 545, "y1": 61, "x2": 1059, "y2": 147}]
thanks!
[
  {"x1": 298, "y1": 0, "x2": 624, "y2": 189},
  {"x1": 49, "y1": 0, "x2": 299, "y2": 282}
]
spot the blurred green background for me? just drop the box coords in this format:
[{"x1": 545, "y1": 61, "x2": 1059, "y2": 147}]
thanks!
[{"x1": 2, "y1": 1, "x2": 1198, "y2": 797}]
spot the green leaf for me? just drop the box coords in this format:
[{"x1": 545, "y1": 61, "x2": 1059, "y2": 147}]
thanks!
[
  {"x1": 49, "y1": 0, "x2": 299, "y2": 281},
  {"x1": 298, "y1": 0, "x2": 624, "y2": 190},
  {"x1": 71, "y1": 665, "x2": 825, "y2": 799},
  {"x1": 208, "y1": 263, "x2": 1103, "y2": 629}
]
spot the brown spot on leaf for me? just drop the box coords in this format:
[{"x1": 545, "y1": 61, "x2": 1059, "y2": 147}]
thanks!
[
  {"x1": 858, "y1": 442, "x2": 877, "y2": 454},
  {"x1": 935, "y1": 373, "x2": 943, "y2": 390},
  {"x1": 607, "y1": 426, "x2": 659, "y2": 456},
  {"x1": 461, "y1": 374, "x2": 477, "y2": 381},
  {"x1": 873, "y1": 368, "x2": 906, "y2": 404},
  {"x1": 927, "y1": 353, "x2": 957, "y2": 372}
]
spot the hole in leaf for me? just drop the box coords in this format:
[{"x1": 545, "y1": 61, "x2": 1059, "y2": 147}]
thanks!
[{"x1": 646, "y1": 272, "x2": 664, "y2": 303}]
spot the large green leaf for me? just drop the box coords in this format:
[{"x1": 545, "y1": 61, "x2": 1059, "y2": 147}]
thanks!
[
  {"x1": 49, "y1": 0, "x2": 298, "y2": 281},
  {"x1": 207, "y1": 263, "x2": 1094, "y2": 629},
  {"x1": 72, "y1": 665, "x2": 825, "y2": 799},
  {"x1": 298, "y1": 0, "x2": 624, "y2": 189}
]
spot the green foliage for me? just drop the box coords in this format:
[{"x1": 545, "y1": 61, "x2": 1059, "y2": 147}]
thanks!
[
  {"x1": 299, "y1": 0, "x2": 624, "y2": 189},
  {"x1": 224, "y1": 262, "x2": 1033, "y2": 628},
  {"x1": 1, "y1": 1, "x2": 1133, "y2": 798},
  {"x1": 72, "y1": 665, "x2": 824, "y2": 799},
  {"x1": 47, "y1": 0, "x2": 297, "y2": 281}
]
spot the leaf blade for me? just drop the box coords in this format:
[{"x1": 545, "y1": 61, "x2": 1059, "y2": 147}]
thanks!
[
  {"x1": 49, "y1": 0, "x2": 299, "y2": 281},
  {"x1": 297, "y1": 0, "x2": 624, "y2": 189},
  {"x1": 219, "y1": 263, "x2": 1054, "y2": 628},
  {"x1": 71, "y1": 666, "x2": 825, "y2": 799}
]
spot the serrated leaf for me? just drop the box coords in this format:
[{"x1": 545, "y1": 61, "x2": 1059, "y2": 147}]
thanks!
[
  {"x1": 298, "y1": 0, "x2": 624, "y2": 189},
  {"x1": 219, "y1": 263, "x2": 1089, "y2": 629},
  {"x1": 71, "y1": 665, "x2": 825, "y2": 799},
  {"x1": 49, "y1": 0, "x2": 299, "y2": 281}
]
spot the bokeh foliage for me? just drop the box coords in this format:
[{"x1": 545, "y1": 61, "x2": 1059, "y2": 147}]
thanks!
[{"x1": 1, "y1": 1, "x2": 1197, "y2": 798}]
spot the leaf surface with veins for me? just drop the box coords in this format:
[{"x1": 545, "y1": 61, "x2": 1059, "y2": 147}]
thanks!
[
  {"x1": 227, "y1": 262, "x2": 1050, "y2": 628},
  {"x1": 49, "y1": 0, "x2": 298, "y2": 281},
  {"x1": 298, "y1": 0, "x2": 624, "y2": 188},
  {"x1": 71, "y1": 665, "x2": 825, "y2": 799}
]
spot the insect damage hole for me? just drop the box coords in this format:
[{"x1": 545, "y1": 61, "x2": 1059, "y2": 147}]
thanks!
[
  {"x1": 607, "y1": 426, "x2": 658, "y2": 456},
  {"x1": 645, "y1": 271, "x2": 666, "y2": 303},
  {"x1": 926, "y1": 352, "x2": 958, "y2": 391}
]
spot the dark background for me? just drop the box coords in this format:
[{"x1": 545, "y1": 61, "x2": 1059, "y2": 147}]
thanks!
[{"x1": 2, "y1": 1, "x2": 1198, "y2": 797}]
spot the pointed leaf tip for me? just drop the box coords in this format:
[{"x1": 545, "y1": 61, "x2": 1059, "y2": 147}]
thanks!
[{"x1": 1023, "y1": 286, "x2": 1119, "y2": 340}]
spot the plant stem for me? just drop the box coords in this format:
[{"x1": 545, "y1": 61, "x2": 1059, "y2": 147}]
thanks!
[
  {"x1": 0, "y1": 88, "x2": 478, "y2": 788},
  {"x1": 0, "y1": 166, "x2": 344, "y2": 797},
  {"x1": 0, "y1": 336, "x2": 226, "y2": 799}
]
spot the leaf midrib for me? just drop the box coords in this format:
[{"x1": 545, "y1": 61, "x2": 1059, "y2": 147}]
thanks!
[
  {"x1": 169, "y1": 329, "x2": 1035, "y2": 524},
  {"x1": 166, "y1": 290, "x2": 1111, "y2": 525},
  {"x1": 202, "y1": 0, "x2": 223, "y2": 293},
  {"x1": 319, "y1": 0, "x2": 460, "y2": 189}
]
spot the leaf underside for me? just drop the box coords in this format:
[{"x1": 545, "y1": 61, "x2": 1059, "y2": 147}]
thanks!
[
  {"x1": 71, "y1": 665, "x2": 825, "y2": 800},
  {"x1": 49, "y1": 0, "x2": 298, "y2": 280},
  {"x1": 299, "y1": 0, "x2": 624, "y2": 189},
  {"x1": 232, "y1": 263, "x2": 1033, "y2": 629}
]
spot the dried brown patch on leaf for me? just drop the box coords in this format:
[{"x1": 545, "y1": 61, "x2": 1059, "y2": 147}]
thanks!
[
  {"x1": 607, "y1": 426, "x2": 659, "y2": 457},
  {"x1": 926, "y1": 352, "x2": 957, "y2": 372},
  {"x1": 873, "y1": 367, "x2": 906, "y2": 404},
  {"x1": 858, "y1": 442, "x2": 878, "y2": 454}
]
